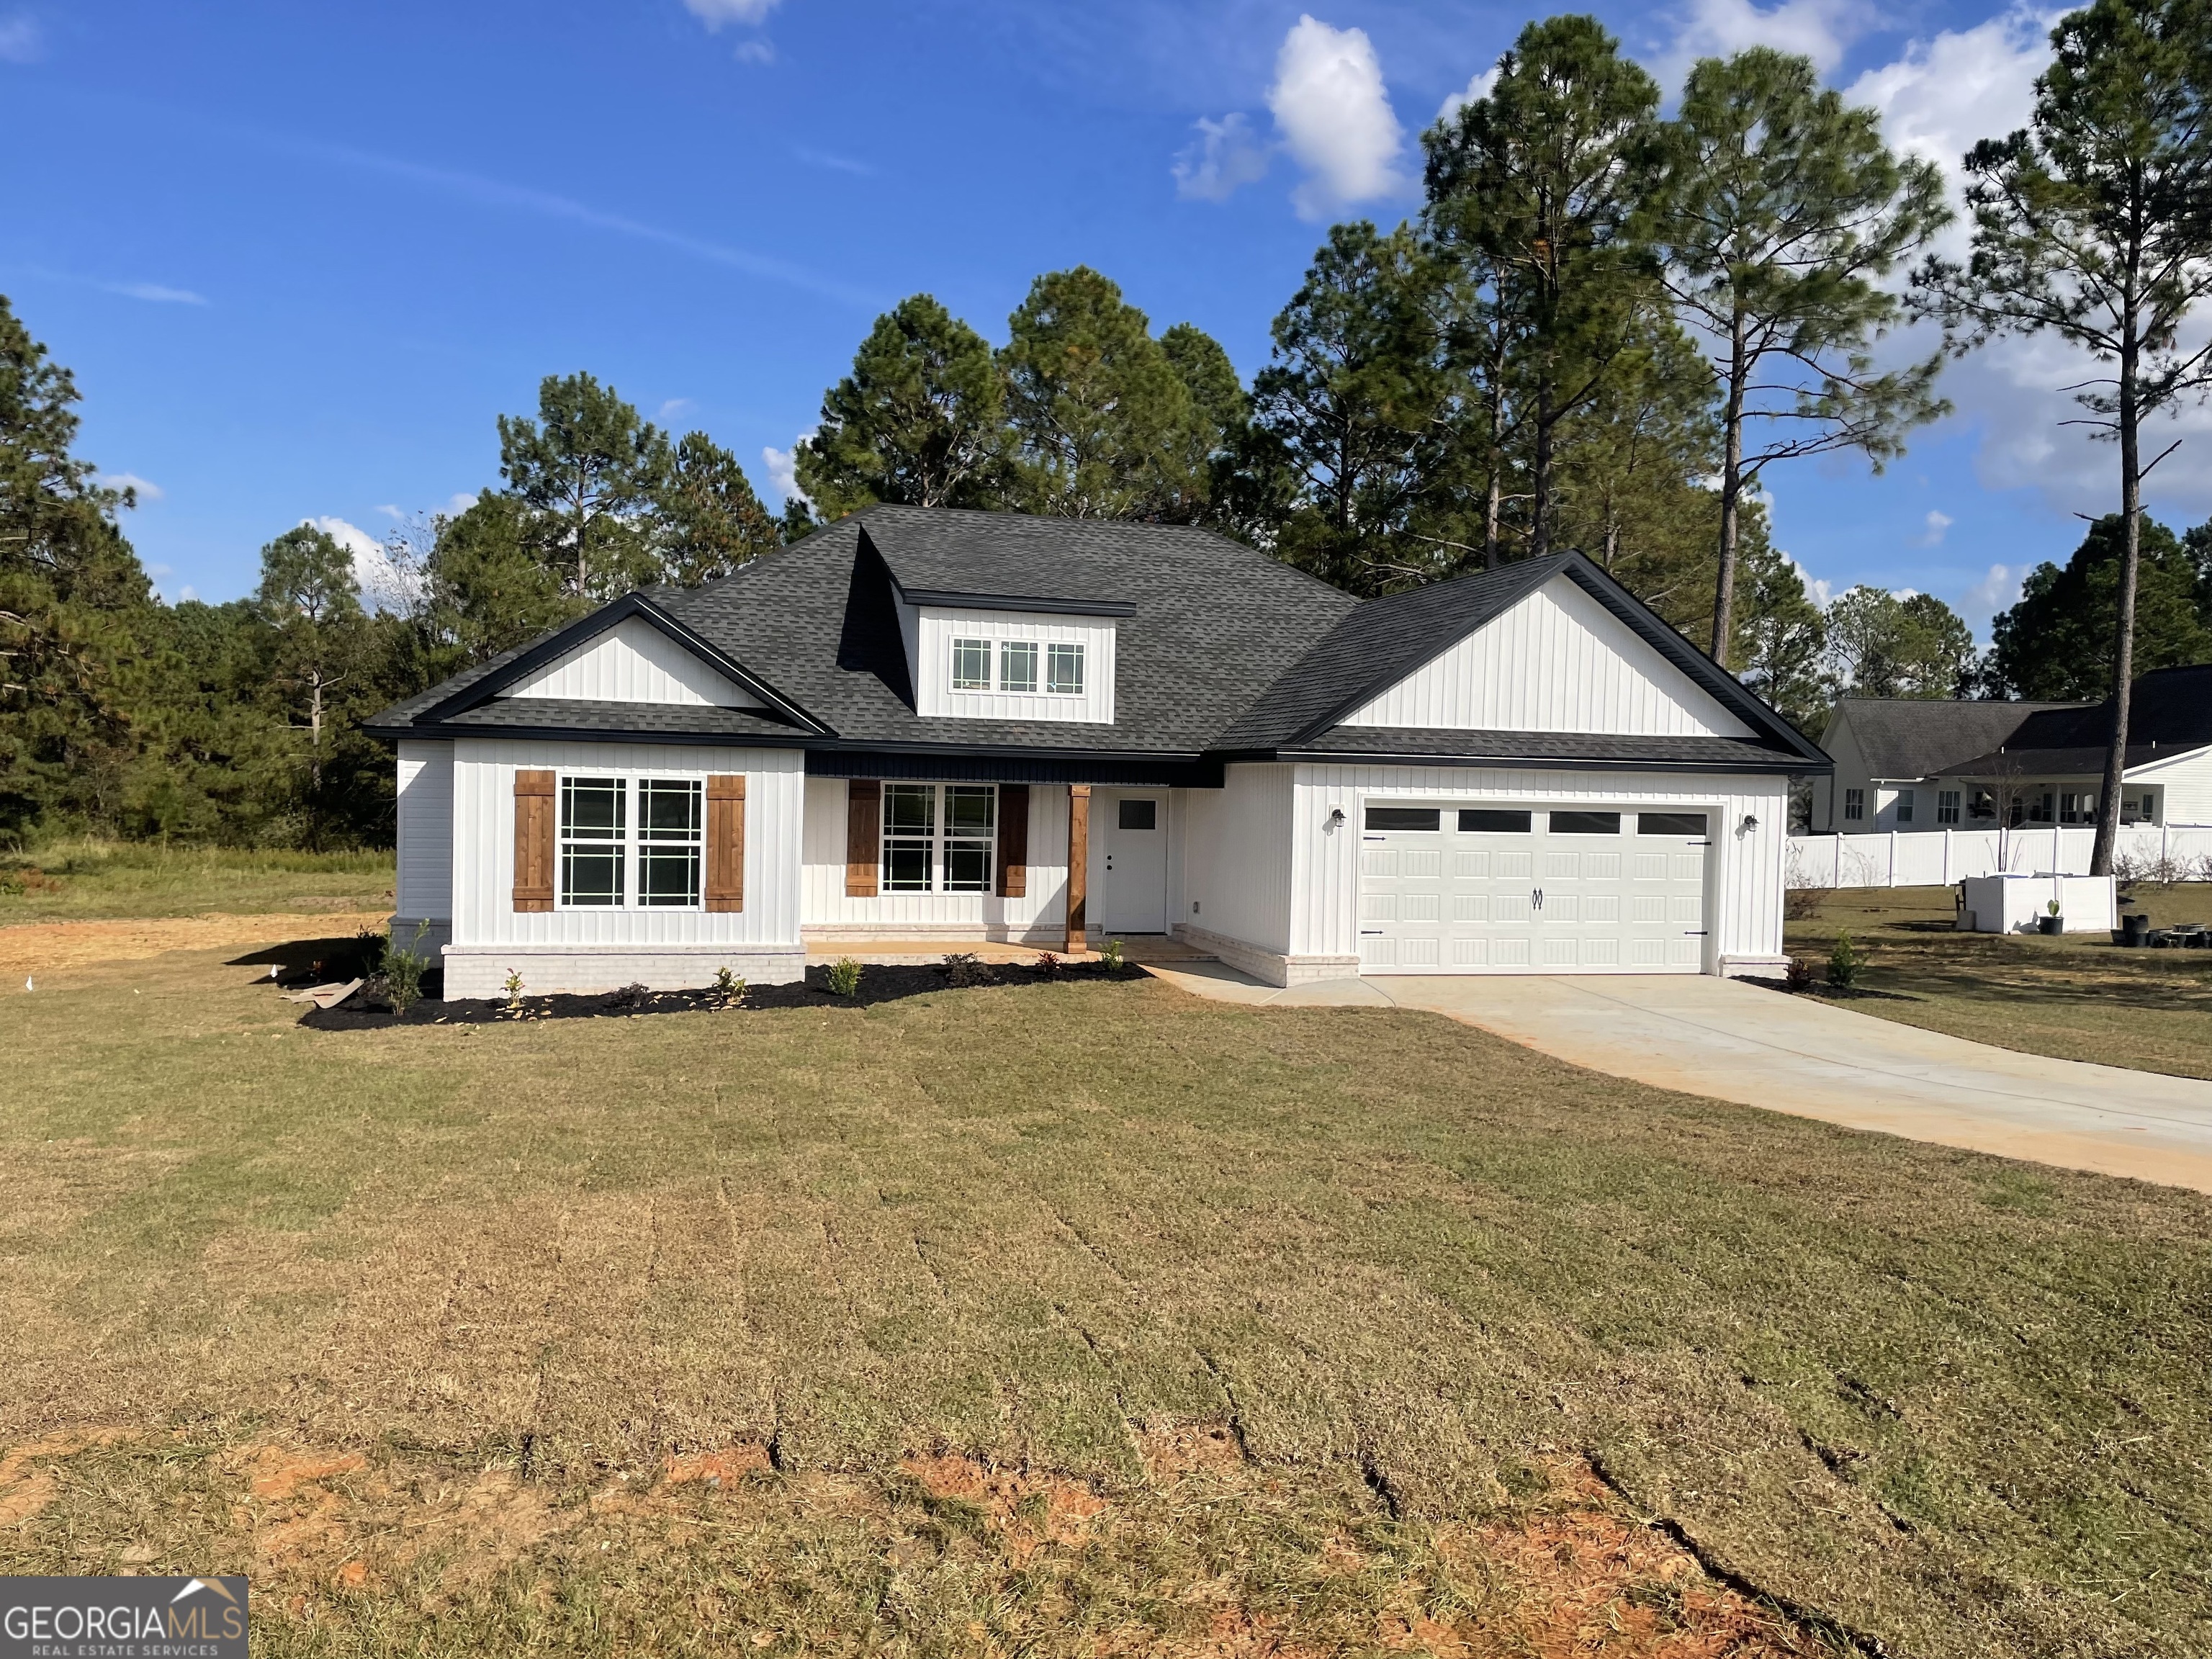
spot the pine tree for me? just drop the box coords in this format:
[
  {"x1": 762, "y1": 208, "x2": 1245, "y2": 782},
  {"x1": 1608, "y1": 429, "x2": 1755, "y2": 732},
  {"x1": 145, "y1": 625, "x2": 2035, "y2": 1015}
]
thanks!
[
  {"x1": 657, "y1": 431, "x2": 781, "y2": 585},
  {"x1": 496, "y1": 373, "x2": 670, "y2": 601}
]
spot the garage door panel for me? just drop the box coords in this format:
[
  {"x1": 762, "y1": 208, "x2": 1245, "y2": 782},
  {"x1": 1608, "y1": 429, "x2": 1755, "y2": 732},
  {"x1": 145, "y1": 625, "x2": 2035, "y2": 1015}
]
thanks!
[{"x1": 1359, "y1": 803, "x2": 1710, "y2": 976}]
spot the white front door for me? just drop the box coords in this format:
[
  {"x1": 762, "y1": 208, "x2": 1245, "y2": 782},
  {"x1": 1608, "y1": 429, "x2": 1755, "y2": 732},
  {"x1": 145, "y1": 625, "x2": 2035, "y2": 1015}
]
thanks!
[
  {"x1": 1102, "y1": 793, "x2": 1168, "y2": 932},
  {"x1": 1357, "y1": 803, "x2": 1710, "y2": 974}
]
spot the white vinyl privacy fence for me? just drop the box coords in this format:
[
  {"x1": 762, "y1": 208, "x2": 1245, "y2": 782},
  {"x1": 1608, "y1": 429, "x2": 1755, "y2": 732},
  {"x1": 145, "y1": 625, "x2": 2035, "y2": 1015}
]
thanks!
[{"x1": 1787, "y1": 824, "x2": 2212, "y2": 889}]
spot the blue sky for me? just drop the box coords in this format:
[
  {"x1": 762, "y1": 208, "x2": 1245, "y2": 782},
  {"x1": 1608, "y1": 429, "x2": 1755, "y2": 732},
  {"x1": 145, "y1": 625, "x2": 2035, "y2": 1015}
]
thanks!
[{"x1": 6, "y1": 0, "x2": 2208, "y2": 632}]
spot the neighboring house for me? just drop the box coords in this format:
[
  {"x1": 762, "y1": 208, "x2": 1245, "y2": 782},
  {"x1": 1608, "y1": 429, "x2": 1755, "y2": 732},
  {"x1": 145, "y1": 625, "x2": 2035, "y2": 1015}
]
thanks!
[
  {"x1": 368, "y1": 506, "x2": 1828, "y2": 995},
  {"x1": 1811, "y1": 666, "x2": 2212, "y2": 833}
]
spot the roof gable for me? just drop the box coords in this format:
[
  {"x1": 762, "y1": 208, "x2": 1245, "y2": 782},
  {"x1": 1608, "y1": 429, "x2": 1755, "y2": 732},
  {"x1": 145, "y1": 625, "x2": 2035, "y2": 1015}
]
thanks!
[
  {"x1": 1339, "y1": 573, "x2": 1754, "y2": 739},
  {"x1": 503, "y1": 614, "x2": 762, "y2": 708}
]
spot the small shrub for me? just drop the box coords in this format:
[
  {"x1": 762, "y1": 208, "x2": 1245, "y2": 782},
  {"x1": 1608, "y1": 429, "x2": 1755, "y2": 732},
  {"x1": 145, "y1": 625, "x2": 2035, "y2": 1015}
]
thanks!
[
  {"x1": 827, "y1": 957, "x2": 863, "y2": 998},
  {"x1": 604, "y1": 981, "x2": 652, "y2": 1011},
  {"x1": 713, "y1": 965, "x2": 745, "y2": 1004},
  {"x1": 355, "y1": 927, "x2": 388, "y2": 976},
  {"x1": 502, "y1": 968, "x2": 525, "y2": 1012},
  {"x1": 1033, "y1": 951, "x2": 1063, "y2": 980},
  {"x1": 1100, "y1": 938, "x2": 1125, "y2": 972},
  {"x1": 1783, "y1": 885, "x2": 1826, "y2": 922},
  {"x1": 384, "y1": 920, "x2": 432, "y2": 1015},
  {"x1": 1784, "y1": 955, "x2": 1815, "y2": 992},
  {"x1": 1827, "y1": 930, "x2": 1869, "y2": 989},
  {"x1": 2046, "y1": 898, "x2": 2062, "y2": 917},
  {"x1": 942, "y1": 952, "x2": 995, "y2": 988}
]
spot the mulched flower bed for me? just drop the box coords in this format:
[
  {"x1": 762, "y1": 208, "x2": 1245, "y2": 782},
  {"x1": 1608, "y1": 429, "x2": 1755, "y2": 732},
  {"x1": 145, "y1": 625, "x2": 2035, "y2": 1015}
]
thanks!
[
  {"x1": 299, "y1": 957, "x2": 1146, "y2": 1030},
  {"x1": 1741, "y1": 975, "x2": 1919, "y2": 1002}
]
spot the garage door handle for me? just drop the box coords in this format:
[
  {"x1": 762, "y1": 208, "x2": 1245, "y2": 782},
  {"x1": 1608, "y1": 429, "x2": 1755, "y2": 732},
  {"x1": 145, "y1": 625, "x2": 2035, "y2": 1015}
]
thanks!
[{"x1": 1532, "y1": 888, "x2": 1544, "y2": 910}]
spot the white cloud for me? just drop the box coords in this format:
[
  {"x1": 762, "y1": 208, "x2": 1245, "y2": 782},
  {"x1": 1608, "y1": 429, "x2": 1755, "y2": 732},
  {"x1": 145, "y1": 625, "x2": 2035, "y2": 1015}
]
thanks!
[
  {"x1": 1172, "y1": 112, "x2": 1272, "y2": 202},
  {"x1": 682, "y1": 0, "x2": 778, "y2": 27},
  {"x1": 102, "y1": 281, "x2": 207, "y2": 305},
  {"x1": 99, "y1": 472, "x2": 162, "y2": 502},
  {"x1": 1964, "y1": 562, "x2": 2027, "y2": 622},
  {"x1": 1652, "y1": 0, "x2": 1879, "y2": 90},
  {"x1": 178, "y1": 585, "x2": 198, "y2": 603},
  {"x1": 795, "y1": 145, "x2": 872, "y2": 176},
  {"x1": 732, "y1": 38, "x2": 775, "y2": 65},
  {"x1": 1790, "y1": 557, "x2": 1835, "y2": 609},
  {"x1": 1437, "y1": 64, "x2": 1498, "y2": 124},
  {"x1": 659, "y1": 397, "x2": 696, "y2": 421},
  {"x1": 0, "y1": 12, "x2": 40, "y2": 63},
  {"x1": 763, "y1": 435, "x2": 812, "y2": 505},
  {"x1": 1847, "y1": 8, "x2": 2212, "y2": 522},
  {"x1": 1267, "y1": 16, "x2": 1408, "y2": 220},
  {"x1": 1912, "y1": 508, "x2": 1953, "y2": 547},
  {"x1": 1845, "y1": 6, "x2": 2053, "y2": 261},
  {"x1": 310, "y1": 515, "x2": 421, "y2": 615}
]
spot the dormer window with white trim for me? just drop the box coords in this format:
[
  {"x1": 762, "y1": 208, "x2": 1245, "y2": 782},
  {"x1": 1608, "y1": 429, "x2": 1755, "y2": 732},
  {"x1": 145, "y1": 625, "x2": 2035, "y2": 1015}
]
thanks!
[
  {"x1": 1046, "y1": 643, "x2": 1085, "y2": 696},
  {"x1": 914, "y1": 607, "x2": 1115, "y2": 724}
]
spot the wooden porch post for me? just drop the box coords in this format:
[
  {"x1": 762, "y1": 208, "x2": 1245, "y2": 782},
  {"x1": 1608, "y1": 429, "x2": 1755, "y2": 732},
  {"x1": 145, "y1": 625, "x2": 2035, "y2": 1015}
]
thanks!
[{"x1": 1066, "y1": 783, "x2": 1090, "y2": 955}]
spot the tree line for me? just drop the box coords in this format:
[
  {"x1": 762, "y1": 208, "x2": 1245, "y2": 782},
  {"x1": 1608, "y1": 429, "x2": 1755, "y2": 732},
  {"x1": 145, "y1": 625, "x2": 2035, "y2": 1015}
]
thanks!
[{"x1": 4, "y1": 0, "x2": 2209, "y2": 860}]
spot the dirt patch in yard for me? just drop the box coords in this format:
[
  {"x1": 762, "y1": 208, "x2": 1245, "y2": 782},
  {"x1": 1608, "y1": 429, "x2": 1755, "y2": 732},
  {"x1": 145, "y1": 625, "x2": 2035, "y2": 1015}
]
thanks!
[
  {"x1": 4, "y1": 1431, "x2": 1816, "y2": 1655},
  {"x1": 0, "y1": 912, "x2": 388, "y2": 979}
]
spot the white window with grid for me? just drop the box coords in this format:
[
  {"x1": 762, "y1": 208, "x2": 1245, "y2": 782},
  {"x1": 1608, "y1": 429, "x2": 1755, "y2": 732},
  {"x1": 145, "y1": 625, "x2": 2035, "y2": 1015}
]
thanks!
[
  {"x1": 914, "y1": 608, "x2": 1116, "y2": 724},
  {"x1": 881, "y1": 783, "x2": 997, "y2": 894},
  {"x1": 557, "y1": 774, "x2": 704, "y2": 909}
]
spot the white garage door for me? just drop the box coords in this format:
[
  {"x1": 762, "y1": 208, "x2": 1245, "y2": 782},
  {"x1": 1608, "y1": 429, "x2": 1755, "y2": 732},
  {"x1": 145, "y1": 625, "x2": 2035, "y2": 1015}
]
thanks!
[{"x1": 1357, "y1": 804, "x2": 1710, "y2": 974}]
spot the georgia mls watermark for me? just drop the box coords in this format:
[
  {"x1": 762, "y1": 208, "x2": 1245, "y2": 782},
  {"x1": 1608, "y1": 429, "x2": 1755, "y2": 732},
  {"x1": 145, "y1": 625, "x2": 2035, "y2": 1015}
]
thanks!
[{"x1": 1, "y1": 1576, "x2": 247, "y2": 1658}]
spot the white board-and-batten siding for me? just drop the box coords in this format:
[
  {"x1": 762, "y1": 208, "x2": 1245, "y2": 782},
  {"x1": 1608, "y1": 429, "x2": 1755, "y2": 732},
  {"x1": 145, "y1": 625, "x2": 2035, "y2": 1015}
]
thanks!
[
  {"x1": 912, "y1": 608, "x2": 1118, "y2": 724},
  {"x1": 1341, "y1": 577, "x2": 1754, "y2": 739},
  {"x1": 1176, "y1": 764, "x2": 1298, "y2": 971},
  {"x1": 503, "y1": 616, "x2": 763, "y2": 708},
  {"x1": 395, "y1": 739, "x2": 454, "y2": 942},
  {"x1": 443, "y1": 737, "x2": 804, "y2": 996}
]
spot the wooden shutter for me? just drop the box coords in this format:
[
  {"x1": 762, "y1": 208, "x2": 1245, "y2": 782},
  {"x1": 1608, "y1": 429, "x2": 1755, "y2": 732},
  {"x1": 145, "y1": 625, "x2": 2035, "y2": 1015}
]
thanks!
[
  {"x1": 845, "y1": 779, "x2": 881, "y2": 898},
  {"x1": 996, "y1": 784, "x2": 1030, "y2": 898},
  {"x1": 706, "y1": 775, "x2": 746, "y2": 912},
  {"x1": 1065, "y1": 783, "x2": 1090, "y2": 951},
  {"x1": 513, "y1": 770, "x2": 555, "y2": 912}
]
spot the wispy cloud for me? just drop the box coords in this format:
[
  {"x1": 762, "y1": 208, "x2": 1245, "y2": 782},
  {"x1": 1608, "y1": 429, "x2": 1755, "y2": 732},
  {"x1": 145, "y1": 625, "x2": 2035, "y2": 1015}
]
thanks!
[
  {"x1": 683, "y1": 0, "x2": 779, "y2": 25},
  {"x1": 1172, "y1": 113, "x2": 1272, "y2": 202},
  {"x1": 1912, "y1": 508, "x2": 1954, "y2": 547},
  {"x1": 312, "y1": 515, "x2": 421, "y2": 615},
  {"x1": 99, "y1": 471, "x2": 163, "y2": 501},
  {"x1": 0, "y1": 11, "x2": 40, "y2": 64},
  {"x1": 276, "y1": 135, "x2": 873, "y2": 309},
  {"x1": 794, "y1": 145, "x2": 873, "y2": 176},
  {"x1": 659, "y1": 397, "x2": 696, "y2": 422},
  {"x1": 1964, "y1": 562, "x2": 2026, "y2": 625},
  {"x1": 102, "y1": 280, "x2": 207, "y2": 305},
  {"x1": 732, "y1": 38, "x2": 775, "y2": 65}
]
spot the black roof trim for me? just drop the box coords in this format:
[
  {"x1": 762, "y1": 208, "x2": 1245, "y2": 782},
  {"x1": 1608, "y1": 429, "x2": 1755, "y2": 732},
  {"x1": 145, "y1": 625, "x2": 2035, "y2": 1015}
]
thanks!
[
  {"x1": 896, "y1": 585, "x2": 1138, "y2": 618},
  {"x1": 807, "y1": 749, "x2": 1221, "y2": 787},
  {"x1": 412, "y1": 592, "x2": 833, "y2": 735}
]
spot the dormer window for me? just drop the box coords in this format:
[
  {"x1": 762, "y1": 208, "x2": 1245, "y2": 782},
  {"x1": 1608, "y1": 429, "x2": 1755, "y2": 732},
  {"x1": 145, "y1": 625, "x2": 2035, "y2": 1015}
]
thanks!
[
  {"x1": 1000, "y1": 641, "x2": 1038, "y2": 693},
  {"x1": 951, "y1": 638, "x2": 991, "y2": 691},
  {"x1": 1046, "y1": 643, "x2": 1085, "y2": 696}
]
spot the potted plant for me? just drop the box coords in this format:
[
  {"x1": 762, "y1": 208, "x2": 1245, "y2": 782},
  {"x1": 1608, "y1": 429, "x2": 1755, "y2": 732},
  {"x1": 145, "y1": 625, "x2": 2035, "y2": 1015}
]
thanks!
[{"x1": 2038, "y1": 899, "x2": 2063, "y2": 936}]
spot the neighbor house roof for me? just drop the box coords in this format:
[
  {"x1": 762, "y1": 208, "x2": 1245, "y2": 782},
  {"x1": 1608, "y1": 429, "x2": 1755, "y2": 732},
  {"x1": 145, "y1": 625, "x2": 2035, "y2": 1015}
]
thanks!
[
  {"x1": 369, "y1": 507, "x2": 1827, "y2": 774},
  {"x1": 1826, "y1": 697, "x2": 2084, "y2": 781},
  {"x1": 1940, "y1": 664, "x2": 2212, "y2": 775}
]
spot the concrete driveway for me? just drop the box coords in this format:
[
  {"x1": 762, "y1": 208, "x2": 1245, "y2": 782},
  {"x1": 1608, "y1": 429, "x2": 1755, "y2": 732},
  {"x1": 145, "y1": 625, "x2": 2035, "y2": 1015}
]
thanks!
[{"x1": 1144, "y1": 963, "x2": 2212, "y2": 1194}]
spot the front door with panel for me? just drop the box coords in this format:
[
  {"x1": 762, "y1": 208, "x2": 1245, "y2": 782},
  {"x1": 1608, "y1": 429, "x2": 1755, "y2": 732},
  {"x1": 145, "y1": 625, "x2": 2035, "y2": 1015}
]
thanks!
[{"x1": 1102, "y1": 793, "x2": 1168, "y2": 932}]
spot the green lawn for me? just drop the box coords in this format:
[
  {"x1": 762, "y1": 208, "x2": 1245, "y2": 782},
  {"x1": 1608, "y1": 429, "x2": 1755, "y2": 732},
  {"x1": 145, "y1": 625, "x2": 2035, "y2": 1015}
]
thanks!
[
  {"x1": 0, "y1": 839, "x2": 395, "y2": 923},
  {"x1": 1786, "y1": 885, "x2": 2212, "y2": 1079},
  {"x1": 3, "y1": 938, "x2": 2208, "y2": 1657}
]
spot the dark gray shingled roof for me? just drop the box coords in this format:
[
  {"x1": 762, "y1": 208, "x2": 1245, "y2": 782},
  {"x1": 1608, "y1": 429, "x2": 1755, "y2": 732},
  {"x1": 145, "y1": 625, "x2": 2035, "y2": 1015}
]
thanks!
[
  {"x1": 369, "y1": 506, "x2": 1826, "y2": 772},
  {"x1": 1281, "y1": 728, "x2": 1809, "y2": 771},
  {"x1": 1826, "y1": 698, "x2": 2082, "y2": 780},
  {"x1": 1938, "y1": 664, "x2": 2212, "y2": 774}
]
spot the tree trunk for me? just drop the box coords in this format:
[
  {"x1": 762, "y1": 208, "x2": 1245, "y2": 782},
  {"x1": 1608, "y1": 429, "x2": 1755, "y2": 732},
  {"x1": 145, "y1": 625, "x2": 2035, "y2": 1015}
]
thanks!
[
  {"x1": 1710, "y1": 313, "x2": 1748, "y2": 668},
  {"x1": 1484, "y1": 467, "x2": 1502, "y2": 570},
  {"x1": 2091, "y1": 328, "x2": 2142, "y2": 879},
  {"x1": 1529, "y1": 381, "x2": 1553, "y2": 559}
]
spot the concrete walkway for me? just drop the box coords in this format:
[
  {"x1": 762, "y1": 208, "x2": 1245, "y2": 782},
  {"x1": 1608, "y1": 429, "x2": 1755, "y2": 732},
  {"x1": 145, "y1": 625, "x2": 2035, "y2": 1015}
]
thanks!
[{"x1": 1144, "y1": 963, "x2": 2212, "y2": 1194}]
